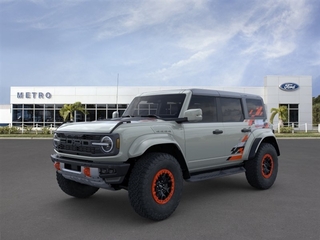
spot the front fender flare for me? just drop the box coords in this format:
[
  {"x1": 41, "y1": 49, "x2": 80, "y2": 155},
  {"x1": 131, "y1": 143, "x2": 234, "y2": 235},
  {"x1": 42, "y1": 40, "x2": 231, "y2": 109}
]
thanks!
[{"x1": 128, "y1": 134, "x2": 182, "y2": 158}]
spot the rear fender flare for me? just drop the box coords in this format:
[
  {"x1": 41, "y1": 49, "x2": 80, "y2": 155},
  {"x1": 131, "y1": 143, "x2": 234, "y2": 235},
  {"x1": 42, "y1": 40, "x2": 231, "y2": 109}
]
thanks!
[{"x1": 248, "y1": 136, "x2": 280, "y2": 160}]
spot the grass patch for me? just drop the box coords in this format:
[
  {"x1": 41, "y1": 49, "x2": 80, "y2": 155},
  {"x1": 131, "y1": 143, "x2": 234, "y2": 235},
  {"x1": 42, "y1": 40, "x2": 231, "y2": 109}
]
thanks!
[
  {"x1": 0, "y1": 134, "x2": 53, "y2": 138},
  {"x1": 275, "y1": 132, "x2": 320, "y2": 138}
]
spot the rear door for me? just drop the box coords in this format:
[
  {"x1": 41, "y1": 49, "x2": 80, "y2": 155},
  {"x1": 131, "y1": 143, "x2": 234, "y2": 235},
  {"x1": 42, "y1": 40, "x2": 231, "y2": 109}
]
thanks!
[{"x1": 218, "y1": 97, "x2": 249, "y2": 162}]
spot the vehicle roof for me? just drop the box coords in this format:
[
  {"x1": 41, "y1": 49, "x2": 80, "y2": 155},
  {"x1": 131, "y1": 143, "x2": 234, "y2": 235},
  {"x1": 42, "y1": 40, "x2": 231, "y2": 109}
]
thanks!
[
  {"x1": 138, "y1": 88, "x2": 262, "y2": 99},
  {"x1": 138, "y1": 89, "x2": 191, "y2": 96}
]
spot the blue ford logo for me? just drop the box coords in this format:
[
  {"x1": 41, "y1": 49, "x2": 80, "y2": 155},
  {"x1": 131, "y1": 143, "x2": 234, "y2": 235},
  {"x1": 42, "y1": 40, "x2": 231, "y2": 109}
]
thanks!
[{"x1": 279, "y1": 83, "x2": 299, "y2": 91}]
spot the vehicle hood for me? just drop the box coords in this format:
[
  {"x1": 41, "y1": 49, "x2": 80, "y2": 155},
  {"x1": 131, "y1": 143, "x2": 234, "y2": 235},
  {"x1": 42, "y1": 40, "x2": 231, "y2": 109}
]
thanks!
[{"x1": 56, "y1": 118, "x2": 160, "y2": 133}]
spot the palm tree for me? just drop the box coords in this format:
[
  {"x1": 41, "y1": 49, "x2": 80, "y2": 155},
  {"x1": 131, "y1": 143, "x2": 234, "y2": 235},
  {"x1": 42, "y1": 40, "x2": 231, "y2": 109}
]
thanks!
[
  {"x1": 270, "y1": 106, "x2": 288, "y2": 133},
  {"x1": 59, "y1": 102, "x2": 87, "y2": 122}
]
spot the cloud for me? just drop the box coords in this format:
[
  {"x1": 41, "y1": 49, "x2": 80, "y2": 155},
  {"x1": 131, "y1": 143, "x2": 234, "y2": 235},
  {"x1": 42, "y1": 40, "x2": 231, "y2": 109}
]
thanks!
[
  {"x1": 148, "y1": 49, "x2": 215, "y2": 79},
  {"x1": 0, "y1": 0, "x2": 319, "y2": 105},
  {"x1": 241, "y1": 0, "x2": 312, "y2": 59},
  {"x1": 137, "y1": 0, "x2": 313, "y2": 85},
  {"x1": 95, "y1": 0, "x2": 206, "y2": 40},
  {"x1": 310, "y1": 41, "x2": 320, "y2": 66}
]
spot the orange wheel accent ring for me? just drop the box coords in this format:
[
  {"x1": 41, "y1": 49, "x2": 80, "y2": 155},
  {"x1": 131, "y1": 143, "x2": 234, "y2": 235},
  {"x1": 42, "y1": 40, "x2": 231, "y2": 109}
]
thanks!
[
  {"x1": 152, "y1": 169, "x2": 175, "y2": 205},
  {"x1": 261, "y1": 154, "x2": 274, "y2": 179}
]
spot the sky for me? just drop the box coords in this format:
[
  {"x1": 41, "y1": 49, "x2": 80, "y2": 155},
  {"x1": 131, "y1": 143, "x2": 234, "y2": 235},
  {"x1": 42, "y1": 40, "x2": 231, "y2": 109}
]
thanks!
[{"x1": 0, "y1": 0, "x2": 319, "y2": 104}]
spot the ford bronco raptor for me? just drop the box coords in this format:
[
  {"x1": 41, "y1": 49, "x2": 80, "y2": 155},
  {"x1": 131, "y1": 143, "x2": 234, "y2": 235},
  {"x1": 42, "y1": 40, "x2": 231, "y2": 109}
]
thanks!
[{"x1": 51, "y1": 89, "x2": 280, "y2": 221}]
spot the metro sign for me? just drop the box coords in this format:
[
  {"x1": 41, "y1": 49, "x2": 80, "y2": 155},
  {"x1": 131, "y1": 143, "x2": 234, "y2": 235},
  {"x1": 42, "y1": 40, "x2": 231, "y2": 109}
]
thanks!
[
  {"x1": 279, "y1": 83, "x2": 299, "y2": 91},
  {"x1": 16, "y1": 92, "x2": 52, "y2": 99}
]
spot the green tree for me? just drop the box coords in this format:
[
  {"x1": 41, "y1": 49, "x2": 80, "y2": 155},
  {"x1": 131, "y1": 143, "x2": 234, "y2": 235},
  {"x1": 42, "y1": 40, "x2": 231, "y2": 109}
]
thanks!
[
  {"x1": 59, "y1": 102, "x2": 87, "y2": 122},
  {"x1": 270, "y1": 106, "x2": 288, "y2": 125},
  {"x1": 313, "y1": 103, "x2": 320, "y2": 124},
  {"x1": 312, "y1": 95, "x2": 320, "y2": 105},
  {"x1": 312, "y1": 95, "x2": 320, "y2": 125}
]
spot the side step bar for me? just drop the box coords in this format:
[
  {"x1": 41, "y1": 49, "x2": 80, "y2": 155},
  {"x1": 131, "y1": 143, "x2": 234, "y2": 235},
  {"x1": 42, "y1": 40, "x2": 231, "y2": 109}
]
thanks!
[{"x1": 186, "y1": 166, "x2": 245, "y2": 182}]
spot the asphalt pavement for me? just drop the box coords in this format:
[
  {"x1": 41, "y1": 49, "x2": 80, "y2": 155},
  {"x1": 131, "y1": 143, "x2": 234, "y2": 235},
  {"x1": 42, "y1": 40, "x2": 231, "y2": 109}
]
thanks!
[{"x1": 1, "y1": 139, "x2": 320, "y2": 240}]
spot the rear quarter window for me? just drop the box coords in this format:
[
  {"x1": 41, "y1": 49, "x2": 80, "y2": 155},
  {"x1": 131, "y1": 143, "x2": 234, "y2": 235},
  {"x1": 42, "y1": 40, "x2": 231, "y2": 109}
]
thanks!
[{"x1": 246, "y1": 98, "x2": 265, "y2": 118}]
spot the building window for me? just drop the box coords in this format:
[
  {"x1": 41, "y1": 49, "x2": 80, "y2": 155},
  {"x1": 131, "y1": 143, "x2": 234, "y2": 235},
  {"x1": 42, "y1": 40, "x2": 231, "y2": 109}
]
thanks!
[
  {"x1": 107, "y1": 104, "x2": 128, "y2": 119},
  {"x1": 54, "y1": 105, "x2": 64, "y2": 126},
  {"x1": 11, "y1": 103, "x2": 128, "y2": 127},
  {"x1": 86, "y1": 104, "x2": 96, "y2": 122},
  {"x1": 279, "y1": 104, "x2": 299, "y2": 127},
  {"x1": 44, "y1": 104, "x2": 54, "y2": 126}
]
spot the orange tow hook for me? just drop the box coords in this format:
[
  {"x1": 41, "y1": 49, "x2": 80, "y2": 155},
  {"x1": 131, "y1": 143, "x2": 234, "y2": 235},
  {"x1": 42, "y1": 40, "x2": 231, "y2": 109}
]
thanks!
[
  {"x1": 54, "y1": 162, "x2": 60, "y2": 171},
  {"x1": 83, "y1": 167, "x2": 91, "y2": 177}
]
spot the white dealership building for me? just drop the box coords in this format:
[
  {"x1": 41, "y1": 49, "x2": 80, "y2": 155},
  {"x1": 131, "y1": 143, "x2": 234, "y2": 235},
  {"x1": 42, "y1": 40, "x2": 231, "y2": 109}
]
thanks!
[{"x1": 0, "y1": 75, "x2": 314, "y2": 130}]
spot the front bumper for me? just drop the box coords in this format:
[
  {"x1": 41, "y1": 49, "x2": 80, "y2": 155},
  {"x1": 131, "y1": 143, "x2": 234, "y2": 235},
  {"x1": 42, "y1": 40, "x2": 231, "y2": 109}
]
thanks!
[{"x1": 51, "y1": 154, "x2": 130, "y2": 188}]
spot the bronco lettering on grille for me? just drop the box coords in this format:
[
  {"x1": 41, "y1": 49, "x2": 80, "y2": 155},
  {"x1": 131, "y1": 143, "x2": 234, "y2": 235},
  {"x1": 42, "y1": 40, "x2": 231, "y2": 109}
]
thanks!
[{"x1": 66, "y1": 139, "x2": 90, "y2": 146}]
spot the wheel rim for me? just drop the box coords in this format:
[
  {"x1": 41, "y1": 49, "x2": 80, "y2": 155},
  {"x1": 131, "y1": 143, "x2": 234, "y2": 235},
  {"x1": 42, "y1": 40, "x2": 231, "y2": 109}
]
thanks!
[
  {"x1": 261, "y1": 154, "x2": 274, "y2": 179},
  {"x1": 152, "y1": 169, "x2": 175, "y2": 204}
]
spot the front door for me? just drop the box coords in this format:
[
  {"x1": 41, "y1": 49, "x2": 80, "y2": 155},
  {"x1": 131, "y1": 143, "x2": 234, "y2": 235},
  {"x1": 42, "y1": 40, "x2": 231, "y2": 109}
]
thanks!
[{"x1": 183, "y1": 95, "x2": 228, "y2": 172}]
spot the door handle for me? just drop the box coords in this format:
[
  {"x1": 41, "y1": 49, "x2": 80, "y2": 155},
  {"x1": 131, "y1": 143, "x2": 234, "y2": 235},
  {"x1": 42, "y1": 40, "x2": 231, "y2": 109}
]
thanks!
[
  {"x1": 241, "y1": 128, "x2": 251, "y2": 133},
  {"x1": 213, "y1": 129, "x2": 223, "y2": 134}
]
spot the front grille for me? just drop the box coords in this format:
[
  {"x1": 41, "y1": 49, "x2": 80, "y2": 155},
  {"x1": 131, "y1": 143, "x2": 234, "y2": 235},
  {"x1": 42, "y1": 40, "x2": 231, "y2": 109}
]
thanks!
[{"x1": 55, "y1": 132, "x2": 110, "y2": 157}]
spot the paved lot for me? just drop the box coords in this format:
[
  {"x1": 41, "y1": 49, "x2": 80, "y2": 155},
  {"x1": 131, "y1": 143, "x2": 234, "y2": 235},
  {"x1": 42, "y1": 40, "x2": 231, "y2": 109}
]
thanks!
[{"x1": 1, "y1": 139, "x2": 320, "y2": 240}]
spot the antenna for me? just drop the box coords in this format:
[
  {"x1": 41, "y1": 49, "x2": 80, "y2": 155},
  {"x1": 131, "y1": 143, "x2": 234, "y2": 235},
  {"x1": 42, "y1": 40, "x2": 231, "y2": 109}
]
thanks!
[
  {"x1": 112, "y1": 74, "x2": 120, "y2": 118},
  {"x1": 116, "y1": 73, "x2": 119, "y2": 113}
]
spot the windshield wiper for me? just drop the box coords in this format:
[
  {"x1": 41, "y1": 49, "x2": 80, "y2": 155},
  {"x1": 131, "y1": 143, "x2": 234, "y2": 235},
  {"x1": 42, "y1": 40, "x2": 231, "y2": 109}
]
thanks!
[{"x1": 122, "y1": 115, "x2": 134, "y2": 118}]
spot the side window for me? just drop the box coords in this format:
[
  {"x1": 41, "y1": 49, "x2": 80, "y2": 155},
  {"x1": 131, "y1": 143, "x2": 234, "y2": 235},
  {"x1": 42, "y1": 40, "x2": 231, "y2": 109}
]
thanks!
[
  {"x1": 220, "y1": 97, "x2": 244, "y2": 122},
  {"x1": 188, "y1": 95, "x2": 217, "y2": 122},
  {"x1": 246, "y1": 99, "x2": 265, "y2": 118}
]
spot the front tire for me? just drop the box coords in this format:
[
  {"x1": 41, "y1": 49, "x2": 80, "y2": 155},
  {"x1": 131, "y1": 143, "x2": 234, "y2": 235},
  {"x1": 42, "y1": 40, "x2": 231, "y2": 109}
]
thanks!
[
  {"x1": 244, "y1": 143, "x2": 278, "y2": 190},
  {"x1": 56, "y1": 172, "x2": 99, "y2": 198},
  {"x1": 128, "y1": 152, "x2": 183, "y2": 221}
]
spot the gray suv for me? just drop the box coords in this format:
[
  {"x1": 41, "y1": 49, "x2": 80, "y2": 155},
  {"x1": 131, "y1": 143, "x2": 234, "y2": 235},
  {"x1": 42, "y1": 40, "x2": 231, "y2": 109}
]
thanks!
[{"x1": 51, "y1": 89, "x2": 279, "y2": 221}]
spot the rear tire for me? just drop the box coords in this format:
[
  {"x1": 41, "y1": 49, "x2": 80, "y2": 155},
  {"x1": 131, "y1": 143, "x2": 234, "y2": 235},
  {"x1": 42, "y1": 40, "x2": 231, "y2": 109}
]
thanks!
[
  {"x1": 128, "y1": 152, "x2": 183, "y2": 221},
  {"x1": 244, "y1": 143, "x2": 278, "y2": 190},
  {"x1": 56, "y1": 172, "x2": 99, "y2": 198}
]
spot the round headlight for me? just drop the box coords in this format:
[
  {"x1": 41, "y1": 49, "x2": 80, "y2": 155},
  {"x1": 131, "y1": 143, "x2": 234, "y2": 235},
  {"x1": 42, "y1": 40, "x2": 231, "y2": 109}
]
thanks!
[{"x1": 100, "y1": 136, "x2": 113, "y2": 153}]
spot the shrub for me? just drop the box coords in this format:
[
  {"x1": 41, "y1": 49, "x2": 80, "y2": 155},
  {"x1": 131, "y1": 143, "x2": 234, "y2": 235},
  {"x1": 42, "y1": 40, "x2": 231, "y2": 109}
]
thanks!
[
  {"x1": 41, "y1": 127, "x2": 51, "y2": 135},
  {"x1": 0, "y1": 126, "x2": 20, "y2": 134},
  {"x1": 24, "y1": 126, "x2": 33, "y2": 134},
  {"x1": 0, "y1": 126, "x2": 9, "y2": 134},
  {"x1": 280, "y1": 126, "x2": 294, "y2": 133},
  {"x1": 10, "y1": 126, "x2": 20, "y2": 134}
]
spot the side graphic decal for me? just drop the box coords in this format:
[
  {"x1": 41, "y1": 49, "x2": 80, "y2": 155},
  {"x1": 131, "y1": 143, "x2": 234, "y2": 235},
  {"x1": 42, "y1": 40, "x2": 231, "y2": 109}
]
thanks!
[
  {"x1": 227, "y1": 115, "x2": 269, "y2": 161},
  {"x1": 227, "y1": 134, "x2": 249, "y2": 161}
]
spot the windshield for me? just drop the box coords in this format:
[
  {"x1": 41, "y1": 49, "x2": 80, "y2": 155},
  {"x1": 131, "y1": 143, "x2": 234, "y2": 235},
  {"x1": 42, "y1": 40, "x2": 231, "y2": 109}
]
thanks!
[{"x1": 122, "y1": 94, "x2": 186, "y2": 119}]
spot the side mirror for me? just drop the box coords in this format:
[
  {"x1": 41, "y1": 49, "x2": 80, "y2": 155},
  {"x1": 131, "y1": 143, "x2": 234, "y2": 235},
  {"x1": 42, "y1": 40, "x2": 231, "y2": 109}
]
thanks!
[{"x1": 183, "y1": 109, "x2": 202, "y2": 122}]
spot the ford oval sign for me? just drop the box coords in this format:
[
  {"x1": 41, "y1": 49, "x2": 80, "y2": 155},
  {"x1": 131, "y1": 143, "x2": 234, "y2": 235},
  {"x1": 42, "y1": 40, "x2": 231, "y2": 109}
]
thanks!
[{"x1": 279, "y1": 83, "x2": 300, "y2": 91}]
